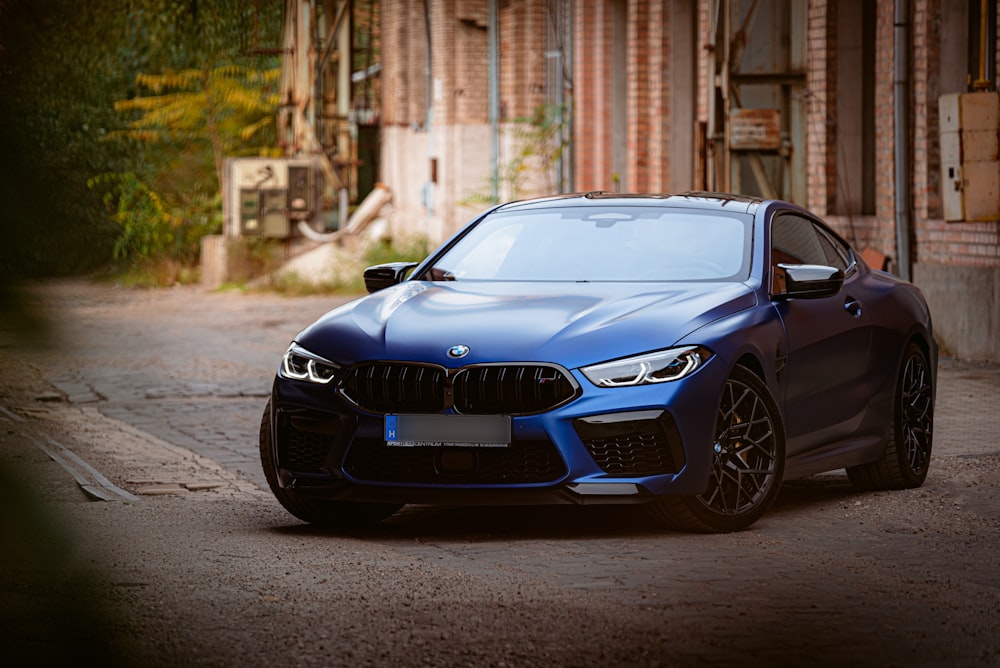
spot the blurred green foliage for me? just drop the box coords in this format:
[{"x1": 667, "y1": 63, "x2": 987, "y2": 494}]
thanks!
[{"x1": 0, "y1": 0, "x2": 283, "y2": 278}]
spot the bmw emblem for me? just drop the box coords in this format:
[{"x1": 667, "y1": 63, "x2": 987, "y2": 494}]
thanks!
[{"x1": 448, "y1": 344, "x2": 470, "y2": 359}]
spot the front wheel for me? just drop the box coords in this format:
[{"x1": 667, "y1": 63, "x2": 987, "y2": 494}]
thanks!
[
  {"x1": 259, "y1": 401, "x2": 402, "y2": 527},
  {"x1": 647, "y1": 366, "x2": 785, "y2": 533},
  {"x1": 847, "y1": 342, "x2": 933, "y2": 490}
]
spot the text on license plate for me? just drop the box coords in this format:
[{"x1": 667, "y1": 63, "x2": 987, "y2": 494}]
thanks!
[{"x1": 385, "y1": 414, "x2": 511, "y2": 448}]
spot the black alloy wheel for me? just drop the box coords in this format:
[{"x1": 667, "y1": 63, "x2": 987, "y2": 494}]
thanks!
[
  {"x1": 848, "y1": 342, "x2": 934, "y2": 490},
  {"x1": 647, "y1": 365, "x2": 785, "y2": 532}
]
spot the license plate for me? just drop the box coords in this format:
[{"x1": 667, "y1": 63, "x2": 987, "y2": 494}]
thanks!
[{"x1": 385, "y1": 414, "x2": 511, "y2": 448}]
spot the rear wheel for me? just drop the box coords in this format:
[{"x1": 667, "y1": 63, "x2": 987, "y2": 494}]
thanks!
[
  {"x1": 847, "y1": 342, "x2": 933, "y2": 490},
  {"x1": 259, "y1": 401, "x2": 401, "y2": 527},
  {"x1": 647, "y1": 366, "x2": 785, "y2": 532}
]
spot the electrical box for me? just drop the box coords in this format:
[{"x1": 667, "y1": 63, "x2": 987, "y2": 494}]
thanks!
[
  {"x1": 940, "y1": 92, "x2": 1000, "y2": 222},
  {"x1": 287, "y1": 165, "x2": 313, "y2": 217},
  {"x1": 259, "y1": 188, "x2": 290, "y2": 238},
  {"x1": 239, "y1": 189, "x2": 260, "y2": 236},
  {"x1": 223, "y1": 158, "x2": 324, "y2": 238}
]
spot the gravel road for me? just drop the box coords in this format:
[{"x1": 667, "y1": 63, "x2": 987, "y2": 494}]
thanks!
[{"x1": 0, "y1": 280, "x2": 997, "y2": 667}]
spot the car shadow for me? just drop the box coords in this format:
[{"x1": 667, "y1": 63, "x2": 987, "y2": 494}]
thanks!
[
  {"x1": 769, "y1": 472, "x2": 863, "y2": 516},
  {"x1": 268, "y1": 473, "x2": 868, "y2": 542}
]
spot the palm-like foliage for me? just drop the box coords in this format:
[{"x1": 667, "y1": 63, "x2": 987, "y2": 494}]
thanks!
[{"x1": 115, "y1": 65, "x2": 281, "y2": 188}]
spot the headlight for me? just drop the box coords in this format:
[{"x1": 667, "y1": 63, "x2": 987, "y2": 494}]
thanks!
[
  {"x1": 280, "y1": 343, "x2": 340, "y2": 384},
  {"x1": 581, "y1": 346, "x2": 712, "y2": 387}
]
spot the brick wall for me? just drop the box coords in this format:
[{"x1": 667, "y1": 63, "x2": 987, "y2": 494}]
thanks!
[
  {"x1": 696, "y1": 0, "x2": 709, "y2": 127},
  {"x1": 626, "y1": 1, "x2": 672, "y2": 192},
  {"x1": 572, "y1": 0, "x2": 614, "y2": 190},
  {"x1": 450, "y1": 2, "x2": 490, "y2": 126},
  {"x1": 381, "y1": 0, "x2": 437, "y2": 127},
  {"x1": 806, "y1": 0, "x2": 836, "y2": 217},
  {"x1": 627, "y1": 1, "x2": 650, "y2": 191},
  {"x1": 381, "y1": 0, "x2": 1000, "y2": 266},
  {"x1": 823, "y1": 0, "x2": 1000, "y2": 270},
  {"x1": 381, "y1": 0, "x2": 492, "y2": 127},
  {"x1": 573, "y1": 0, "x2": 683, "y2": 193},
  {"x1": 911, "y1": 0, "x2": 939, "y2": 222},
  {"x1": 912, "y1": 0, "x2": 1000, "y2": 269},
  {"x1": 499, "y1": 1, "x2": 547, "y2": 121},
  {"x1": 449, "y1": 0, "x2": 489, "y2": 123}
]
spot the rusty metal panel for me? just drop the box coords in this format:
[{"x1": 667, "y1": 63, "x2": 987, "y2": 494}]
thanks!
[
  {"x1": 940, "y1": 92, "x2": 1000, "y2": 222},
  {"x1": 708, "y1": 0, "x2": 806, "y2": 203},
  {"x1": 729, "y1": 109, "x2": 782, "y2": 150},
  {"x1": 963, "y1": 161, "x2": 1000, "y2": 222},
  {"x1": 960, "y1": 91, "x2": 999, "y2": 130},
  {"x1": 960, "y1": 93, "x2": 1000, "y2": 162}
]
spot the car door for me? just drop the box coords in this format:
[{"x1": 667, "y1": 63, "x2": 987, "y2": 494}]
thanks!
[{"x1": 769, "y1": 213, "x2": 874, "y2": 455}]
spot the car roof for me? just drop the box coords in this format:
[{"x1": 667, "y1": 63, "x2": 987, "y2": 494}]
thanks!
[{"x1": 494, "y1": 191, "x2": 767, "y2": 216}]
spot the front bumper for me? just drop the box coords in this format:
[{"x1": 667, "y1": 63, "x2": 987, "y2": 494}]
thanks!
[{"x1": 265, "y1": 360, "x2": 727, "y2": 505}]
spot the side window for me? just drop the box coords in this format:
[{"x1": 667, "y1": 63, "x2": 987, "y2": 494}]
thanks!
[
  {"x1": 814, "y1": 226, "x2": 849, "y2": 271},
  {"x1": 771, "y1": 214, "x2": 827, "y2": 266},
  {"x1": 770, "y1": 214, "x2": 852, "y2": 294},
  {"x1": 771, "y1": 214, "x2": 850, "y2": 271}
]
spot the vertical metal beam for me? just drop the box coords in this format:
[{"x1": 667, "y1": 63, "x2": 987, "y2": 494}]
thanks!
[
  {"x1": 545, "y1": 1, "x2": 564, "y2": 193},
  {"x1": 706, "y1": 0, "x2": 720, "y2": 191},
  {"x1": 669, "y1": 0, "x2": 697, "y2": 193},
  {"x1": 335, "y1": 1, "x2": 353, "y2": 201},
  {"x1": 279, "y1": 0, "x2": 346, "y2": 191},
  {"x1": 611, "y1": 2, "x2": 628, "y2": 191},
  {"x1": 564, "y1": 0, "x2": 574, "y2": 192},
  {"x1": 894, "y1": 0, "x2": 912, "y2": 280}
]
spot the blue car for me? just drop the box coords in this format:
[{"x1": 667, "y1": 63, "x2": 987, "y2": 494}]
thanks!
[{"x1": 260, "y1": 192, "x2": 936, "y2": 532}]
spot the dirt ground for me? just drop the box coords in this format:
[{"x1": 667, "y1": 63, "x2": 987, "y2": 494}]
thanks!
[{"x1": 0, "y1": 280, "x2": 998, "y2": 667}]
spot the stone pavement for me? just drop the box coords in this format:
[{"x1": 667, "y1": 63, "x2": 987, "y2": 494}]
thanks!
[
  {"x1": 933, "y1": 356, "x2": 1000, "y2": 458},
  {"x1": 13, "y1": 279, "x2": 1000, "y2": 497},
  {"x1": 0, "y1": 281, "x2": 997, "y2": 667},
  {"x1": 42, "y1": 342, "x2": 1000, "y2": 496},
  {"x1": 24, "y1": 280, "x2": 345, "y2": 491}
]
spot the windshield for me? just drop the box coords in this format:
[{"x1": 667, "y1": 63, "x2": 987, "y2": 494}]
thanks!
[{"x1": 420, "y1": 206, "x2": 752, "y2": 282}]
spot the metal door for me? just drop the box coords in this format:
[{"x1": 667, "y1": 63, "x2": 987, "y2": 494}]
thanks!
[{"x1": 707, "y1": 0, "x2": 807, "y2": 203}]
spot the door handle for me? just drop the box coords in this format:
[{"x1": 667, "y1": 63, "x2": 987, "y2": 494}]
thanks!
[{"x1": 844, "y1": 296, "x2": 863, "y2": 318}]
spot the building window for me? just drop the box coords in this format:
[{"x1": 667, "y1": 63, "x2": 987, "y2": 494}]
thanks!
[{"x1": 834, "y1": 0, "x2": 875, "y2": 216}]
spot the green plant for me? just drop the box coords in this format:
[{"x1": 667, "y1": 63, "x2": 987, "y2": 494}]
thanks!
[
  {"x1": 88, "y1": 172, "x2": 222, "y2": 283},
  {"x1": 0, "y1": 0, "x2": 284, "y2": 277},
  {"x1": 89, "y1": 172, "x2": 173, "y2": 263}
]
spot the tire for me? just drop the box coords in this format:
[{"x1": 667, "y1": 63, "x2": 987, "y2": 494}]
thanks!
[
  {"x1": 847, "y1": 342, "x2": 933, "y2": 490},
  {"x1": 647, "y1": 365, "x2": 785, "y2": 533},
  {"x1": 259, "y1": 401, "x2": 402, "y2": 527}
]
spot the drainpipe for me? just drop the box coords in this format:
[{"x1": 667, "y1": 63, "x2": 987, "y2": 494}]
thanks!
[
  {"x1": 488, "y1": 0, "x2": 499, "y2": 202},
  {"x1": 893, "y1": 0, "x2": 912, "y2": 281},
  {"x1": 422, "y1": 0, "x2": 435, "y2": 229},
  {"x1": 972, "y1": 0, "x2": 992, "y2": 90}
]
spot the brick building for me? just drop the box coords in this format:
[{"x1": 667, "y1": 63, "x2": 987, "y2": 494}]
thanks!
[{"x1": 378, "y1": 0, "x2": 1000, "y2": 362}]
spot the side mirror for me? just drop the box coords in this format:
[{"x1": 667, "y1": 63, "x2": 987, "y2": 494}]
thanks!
[
  {"x1": 773, "y1": 264, "x2": 844, "y2": 300},
  {"x1": 363, "y1": 262, "x2": 419, "y2": 293}
]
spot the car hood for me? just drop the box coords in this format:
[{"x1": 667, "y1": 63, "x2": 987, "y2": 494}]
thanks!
[{"x1": 297, "y1": 281, "x2": 756, "y2": 369}]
